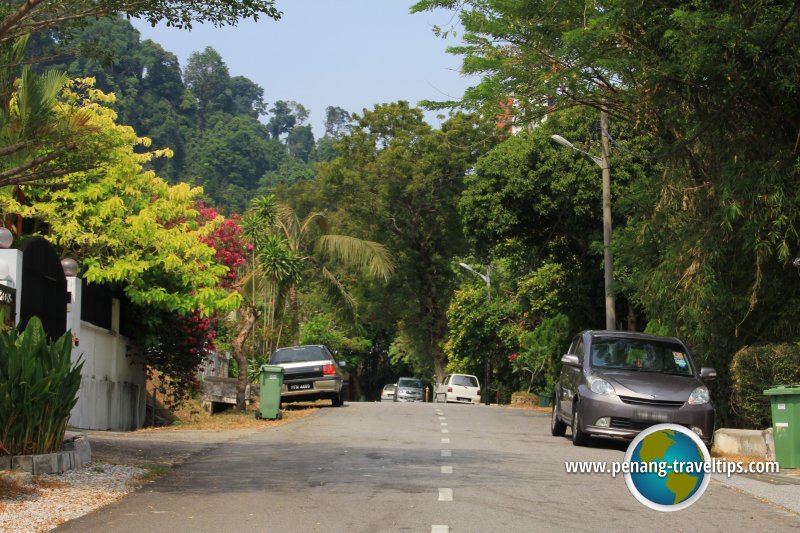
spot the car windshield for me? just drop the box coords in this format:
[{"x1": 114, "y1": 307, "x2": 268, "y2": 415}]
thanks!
[
  {"x1": 383, "y1": 385, "x2": 395, "y2": 391},
  {"x1": 452, "y1": 375, "x2": 478, "y2": 387},
  {"x1": 590, "y1": 338, "x2": 694, "y2": 376},
  {"x1": 270, "y1": 346, "x2": 331, "y2": 364},
  {"x1": 397, "y1": 378, "x2": 422, "y2": 389}
]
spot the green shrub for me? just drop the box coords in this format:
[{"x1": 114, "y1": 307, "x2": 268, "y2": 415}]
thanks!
[
  {"x1": 729, "y1": 343, "x2": 800, "y2": 429},
  {"x1": 0, "y1": 317, "x2": 83, "y2": 456}
]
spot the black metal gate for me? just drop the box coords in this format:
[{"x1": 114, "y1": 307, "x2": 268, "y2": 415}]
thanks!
[{"x1": 19, "y1": 236, "x2": 68, "y2": 340}]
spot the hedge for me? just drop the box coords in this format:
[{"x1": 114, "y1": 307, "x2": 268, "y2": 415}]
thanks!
[{"x1": 729, "y1": 343, "x2": 800, "y2": 429}]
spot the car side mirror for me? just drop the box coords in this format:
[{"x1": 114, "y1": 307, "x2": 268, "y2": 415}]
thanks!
[
  {"x1": 560, "y1": 354, "x2": 580, "y2": 367},
  {"x1": 337, "y1": 360, "x2": 347, "y2": 368},
  {"x1": 700, "y1": 367, "x2": 716, "y2": 380}
]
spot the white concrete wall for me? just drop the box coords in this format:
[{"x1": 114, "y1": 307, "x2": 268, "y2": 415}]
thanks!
[
  {"x1": 67, "y1": 278, "x2": 146, "y2": 431},
  {"x1": 0, "y1": 248, "x2": 23, "y2": 323}
]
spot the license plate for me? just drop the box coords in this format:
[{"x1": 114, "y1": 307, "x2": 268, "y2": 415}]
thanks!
[
  {"x1": 633, "y1": 409, "x2": 672, "y2": 422},
  {"x1": 288, "y1": 383, "x2": 312, "y2": 391}
]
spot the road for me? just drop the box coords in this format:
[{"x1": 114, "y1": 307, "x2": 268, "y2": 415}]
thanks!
[{"x1": 59, "y1": 403, "x2": 799, "y2": 532}]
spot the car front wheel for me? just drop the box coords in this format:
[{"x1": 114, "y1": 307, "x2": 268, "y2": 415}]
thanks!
[{"x1": 571, "y1": 402, "x2": 590, "y2": 446}]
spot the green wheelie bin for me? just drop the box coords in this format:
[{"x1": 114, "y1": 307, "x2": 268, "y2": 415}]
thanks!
[
  {"x1": 763, "y1": 385, "x2": 800, "y2": 469},
  {"x1": 257, "y1": 364, "x2": 284, "y2": 420}
]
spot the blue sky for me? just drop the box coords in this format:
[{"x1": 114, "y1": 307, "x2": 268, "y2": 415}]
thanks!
[{"x1": 131, "y1": 1, "x2": 475, "y2": 136}]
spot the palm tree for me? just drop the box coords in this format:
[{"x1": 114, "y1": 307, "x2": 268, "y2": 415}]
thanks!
[
  {"x1": 230, "y1": 234, "x2": 301, "y2": 410},
  {"x1": 0, "y1": 36, "x2": 92, "y2": 189},
  {"x1": 229, "y1": 197, "x2": 393, "y2": 409},
  {"x1": 274, "y1": 203, "x2": 393, "y2": 342}
]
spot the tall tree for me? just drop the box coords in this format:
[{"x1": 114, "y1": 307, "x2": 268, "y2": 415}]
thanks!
[
  {"x1": 324, "y1": 105, "x2": 351, "y2": 137},
  {"x1": 273, "y1": 203, "x2": 393, "y2": 344},
  {"x1": 0, "y1": 1, "x2": 281, "y2": 44},
  {"x1": 286, "y1": 124, "x2": 314, "y2": 162},
  {"x1": 267, "y1": 100, "x2": 307, "y2": 139},
  {"x1": 416, "y1": 0, "x2": 800, "y2": 419},
  {"x1": 184, "y1": 46, "x2": 231, "y2": 129},
  {"x1": 230, "y1": 75, "x2": 267, "y2": 118},
  {"x1": 314, "y1": 103, "x2": 499, "y2": 380},
  {"x1": 186, "y1": 114, "x2": 284, "y2": 213}
]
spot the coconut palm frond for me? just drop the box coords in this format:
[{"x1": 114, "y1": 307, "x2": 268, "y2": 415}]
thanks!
[
  {"x1": 275, "y1": 203, "x2": 299, "y2": 243},
  {"x1": 299, "y1": 211, "x2": 327, "y2": 236},
  {"x1": 39, "y1": 69, "x2": 68, "y2": 102},
  {"x1": 320, "y1": 266, "x2": 358, "y2": 324},
  {"x1": 316, "y1": 234, "x2": 394, "y2": 281}
]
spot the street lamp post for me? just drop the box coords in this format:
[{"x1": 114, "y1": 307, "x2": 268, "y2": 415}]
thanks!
[
  {"x1": 458, "y1": 262, "x2": 492, "y2": 404},
  {"x1": 551, "y1": 110, "x2": 617, "y2": 330}
]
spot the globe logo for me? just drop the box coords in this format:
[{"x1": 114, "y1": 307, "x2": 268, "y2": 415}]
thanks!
[{"x1": 623, "y1": 423, "x2": 711, "y2": 511}]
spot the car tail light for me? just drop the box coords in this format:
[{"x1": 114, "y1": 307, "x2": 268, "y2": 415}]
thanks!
[
  {"x1": 323, "y1": 364, "x2": 336, "y2": 375},
  {"x1": 447, "y1": 387, "x2": 453, "y2": 393}
]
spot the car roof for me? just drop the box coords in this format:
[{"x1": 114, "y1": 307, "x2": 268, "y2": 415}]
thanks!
[
  {"x1": 584, "y1": 330, "x2": 686, "y2": 345},
  {"x1": 274, "y1": 344, "x2": 326, "y2": 350}
]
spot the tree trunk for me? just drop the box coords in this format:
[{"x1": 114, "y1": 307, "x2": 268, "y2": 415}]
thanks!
[
  {"x1": 626, "y1": 304, "x2": 638, "y2": 332},
  {"x1": 232, "y1": 307, "x2": 257, "y2": 410},
  {"x1": 431, "y1": 342, "x2": 446, "y2": 384},
  {"x1": 289, "y1": 282, "x2": 299, "y2": 344}
]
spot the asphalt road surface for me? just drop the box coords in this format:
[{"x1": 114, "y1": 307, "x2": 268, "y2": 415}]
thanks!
[{"x1": 58, "y1": 403, "x2": 800, "y2": 532}]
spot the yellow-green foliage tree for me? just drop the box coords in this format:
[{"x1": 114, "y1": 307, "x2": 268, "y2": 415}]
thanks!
[
  {"x1": 3, "y1": 78, "x2": 241, "y2": 315},
  {"x1": 1, "y1": 78, "x2": 241, "y2": 397}
]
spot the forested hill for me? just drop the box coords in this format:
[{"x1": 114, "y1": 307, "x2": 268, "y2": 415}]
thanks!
[{"x1": 27, "y1": 16, "x2": 350, "y2": 215}]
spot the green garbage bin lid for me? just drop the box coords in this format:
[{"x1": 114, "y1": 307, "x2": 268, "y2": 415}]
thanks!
[
  {"x1": 260, "y1": 364, "x2": 284, "y2": 373},
  {"x1": 763, "y1": 385, "x2": 800, "y2": 396}
]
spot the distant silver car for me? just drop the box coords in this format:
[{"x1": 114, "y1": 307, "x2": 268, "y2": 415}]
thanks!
[
  {"x1": 380, "y1": 384, "x2": 396, "y2": 402},
  {"x1": 269, "y1": 345, "x2": 347, "y2": 407},
  {"x1": 551, "y1": 331, "x2": 716, "y2": 446},
  {"x1": 393, "y1": 377, "x2": 424, "y2": 402},
  {"x1": 434, "y1": 374, "x2": 481, "y2": 404}
]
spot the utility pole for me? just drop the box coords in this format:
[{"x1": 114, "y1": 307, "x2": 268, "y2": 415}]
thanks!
[
  {"x1": 459, "y1": 262, "x2": 493, "y2": 404},
  {"x1": 600, "y1": 111, "x2": 616, "y2": 330},
  {"x1": 484, "y1": 264, "x2": 491, "y2": 405},
  {"x1": 551, "y1": 110, "x2": 617, "y2": 330}
]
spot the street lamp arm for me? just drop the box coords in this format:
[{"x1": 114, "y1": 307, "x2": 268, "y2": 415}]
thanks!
[
  {"x1": 550, "y1": 134, "x2": 603, "y2": 168},
  {"x1": 458, "y1": 262, "x2": 489, "y2": 284}
]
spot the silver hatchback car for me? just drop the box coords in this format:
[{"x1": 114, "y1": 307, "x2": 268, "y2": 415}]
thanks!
[
  {"x1": 393, "y1": 377, "x2": 424, "y2": 402},
  {"x1": 551, "y1": 331, "x2": 716, "y2": 446}
]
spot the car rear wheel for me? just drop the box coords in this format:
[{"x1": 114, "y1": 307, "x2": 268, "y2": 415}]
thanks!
[
  {"x1": 551, "y1": 397, "x2": 567, "y2": 437},
  {"x1": 332, "y1": 390, "x2": 344, "y2": 407},
  {"x1": 571, "y1": 402, "x2": 590, "y2": 446}
]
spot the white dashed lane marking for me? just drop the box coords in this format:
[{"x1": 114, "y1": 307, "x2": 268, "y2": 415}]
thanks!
[
  {"x1": 438, "y1": 488, "x2": 453, "y2": 501},
  {"x1": 441, "y1": 466, "x2": 453, "y2": 474},
  {"x1": 431, "y1": 526, "x2": 449, "y2": 533},
  {"x1": 440, "y1": 422, "x2": 448, "y2": 426},
  {"x1": 441, "y1": 429, "x2": 449, "y2": 434},
  {"x1": 441, "y1": 438, "x2": 450, "y2": 443},
  {"x1": 441, "y1": 449, "x2": 452, "y2": 457}
]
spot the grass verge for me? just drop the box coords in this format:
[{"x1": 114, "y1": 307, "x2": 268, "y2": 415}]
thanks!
[{"x1": 136, "y1": 397, "x2": 322, "y2": 432}]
